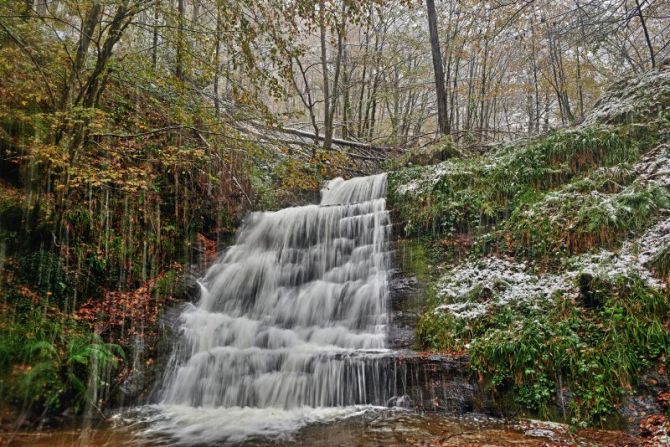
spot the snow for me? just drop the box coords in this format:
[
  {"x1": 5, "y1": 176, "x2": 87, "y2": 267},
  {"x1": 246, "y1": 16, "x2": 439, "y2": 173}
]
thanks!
[
  {"x1": 436, "y1": 215, "x2": 669, "y2": 320},
  {"x1": 394, "y1": 160, "x2": 474, "y2": 197},
  {"x1": 635, "y1": 144, "x2": 670, "y2": 189},
  {"x1": 435, "y1": 257, "x2": 573, "y2": 320},
  {"x1": 582, "y1": 68, "x2": 670, "y2": 126},
  {"x1": 406, "y1": 68, "x2": 670, "y2": 322}
]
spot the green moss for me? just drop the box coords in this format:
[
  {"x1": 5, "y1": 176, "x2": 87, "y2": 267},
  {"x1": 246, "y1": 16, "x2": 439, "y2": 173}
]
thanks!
[{"x1": 396, "y1": 238, "x2": 432, "y2": 281}]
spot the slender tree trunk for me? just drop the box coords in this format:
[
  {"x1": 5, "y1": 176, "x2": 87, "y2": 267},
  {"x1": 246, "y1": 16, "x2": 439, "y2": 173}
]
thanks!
[
  {"x1": 532, "y1": 52, "x2": 540, "y2": 132},
  {"x1": 59, "y1": 2, "x2": 102, "y2": 111},
  {"x1": 465, "y1": 56, "x2": 477, "y2": 134},
  {"x1": 634, "y1": 0, "x2": 656, "y2": 68},
  {"x1": 356, "y1": 19, "x2": 371, "y2": 138},
  {"x1": 319, "y1": 1, "x2": 331, "y2": 153},
  {"x1": 214, "y1": 4, "x2": 222, "y2": 117},
  {"x1": 293, "y1": 57, "x2": 319, "y2": 137},
  {"x1": 341, "y1": 46, "x2": 352, "y2": 140},
  {"x1": 176, "y1": 0, "x2": 185, "y2": 81},
  {"x1": 576, "y1": 46, "x2": 584, "y2": 120},
  {"x1": 544, "y1": 91, "x2": 550, "y2": 131},
  {"x1": 328, "y1": 12, "x2": 345, "y2": 143},
  {"x1": 527, "y1": 88, "x2": 534, "y2": 135},
  {"x1": 478, "y1": 24, "x2": 490, "y2": 141},
  {"x1": 426, "y1": 0, "x2": 449, "y2": 135},
  {"x1": 152, "y1": 1, "x2": 159, "y2": 69}
]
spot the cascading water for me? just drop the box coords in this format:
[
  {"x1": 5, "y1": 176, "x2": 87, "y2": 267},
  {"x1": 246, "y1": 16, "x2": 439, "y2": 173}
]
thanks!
[{"x1": 146, "y1": 174, "x2": 401, "y2": 443}]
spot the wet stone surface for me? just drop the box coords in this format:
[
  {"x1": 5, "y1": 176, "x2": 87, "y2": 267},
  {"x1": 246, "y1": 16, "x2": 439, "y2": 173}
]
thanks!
[{"x1": 387, "y1": 266, "x2": 422, "y2": 350}]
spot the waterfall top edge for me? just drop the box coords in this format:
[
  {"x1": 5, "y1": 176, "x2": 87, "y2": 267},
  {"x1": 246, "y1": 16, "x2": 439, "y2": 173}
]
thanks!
[{"x1": 320, "y1": 173, "x2": 387, "y2": 206}]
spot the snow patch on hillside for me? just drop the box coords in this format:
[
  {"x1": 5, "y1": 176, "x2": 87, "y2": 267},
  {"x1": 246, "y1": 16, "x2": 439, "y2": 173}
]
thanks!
[
  {"x1": 635, "y1": 144, "x2": 670, "y2": 188},
  {"x1": 582, "y1": 68, "x2": 670, "y2": 126},
  {"x1": 436, "y1": 216, "x2": 669, "y2": 320},
  {"x1": 436, "y1": 257, "x2": 572, "y2": 320}
]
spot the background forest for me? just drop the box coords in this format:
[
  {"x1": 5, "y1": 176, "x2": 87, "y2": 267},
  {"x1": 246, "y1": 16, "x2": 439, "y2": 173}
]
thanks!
[{"x1": 0, "y1": 0, "x2": 669, "y2": 430}]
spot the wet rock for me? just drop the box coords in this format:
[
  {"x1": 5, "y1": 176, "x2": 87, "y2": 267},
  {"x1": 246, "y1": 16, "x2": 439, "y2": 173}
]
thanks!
[
  {"x1": 388, "y1": 266, "x2": 423, "y2": 349},
  {"x1": 389, "y1": 352, "x2": 480, "y2": 414},
  {"x1": 621, "y1": 363, "x2": 670, "y2": 431}
]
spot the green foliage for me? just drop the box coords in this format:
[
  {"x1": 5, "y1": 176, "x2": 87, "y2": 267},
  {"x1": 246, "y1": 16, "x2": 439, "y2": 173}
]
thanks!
[
  {"x1": 14, "y1": 249, "x2": 73, "y2": 308},
  {"x1": 651, "y1": 244, "x2": 670, "y2": 281},
  {"x1": 501, "y1": 180, "x2": 670, "y2": 259},
  {"x1": 465, "y1": 276, "x2": 669, "y2": 425},
  {"x1": 389, "y1": 125, "x2": 654, "y2": 239},
  {"x1": 385, "y1": 137, "x2": 464, "y2": 171},
  {"x1": 0, "y1": 311, "x2": 123, "y2": 416},
  {"x1": 417, "y1": 310, "x2": 465, "y2": 352},
  {"x1": 153, "y1": 268, "x2": 184, "y2": 298},
  {"x1": 396, "y1": 78, "x2": 670, "y2": 428}
]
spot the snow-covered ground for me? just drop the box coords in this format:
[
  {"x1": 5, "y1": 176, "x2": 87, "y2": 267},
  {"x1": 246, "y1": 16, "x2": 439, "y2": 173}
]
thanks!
[
  {"x1": 435, "y1": 214, "x2": 669, "y2": 320},
  {"x1": 582, "y1": 68, "x2": 670, "y2": 126}
]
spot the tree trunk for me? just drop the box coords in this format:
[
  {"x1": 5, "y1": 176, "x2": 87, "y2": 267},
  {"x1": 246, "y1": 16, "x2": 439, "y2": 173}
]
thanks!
[
  {"x1": 319, "y1": 1, "x2": 331, "y2": 153},
  {"x1": 576, "y1": 46, "x2": 584, "y2": 120},
  {"x1": 59, "y1": 2, "x2": 102, "y2": 111},
  {"x1": 634, "y1": 0, "x2": 656, "y2": 68},
  {"x1": 152, "y1": 1, "x2": 160, "y2": 69},
  {"x1": 176, "y1": 0, "x2": 185, "y2": 81},
  {"x1": 425, "y1": 0, "x2": 449, "y2": 135},
  {"x1": 214, "y1": 3, "x2": 222, "y2": 117}
]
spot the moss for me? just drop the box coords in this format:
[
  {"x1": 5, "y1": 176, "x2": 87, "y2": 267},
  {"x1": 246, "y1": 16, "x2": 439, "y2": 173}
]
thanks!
[{"x1": 395, "y1": 238, "x2": 432, "y2": 282}]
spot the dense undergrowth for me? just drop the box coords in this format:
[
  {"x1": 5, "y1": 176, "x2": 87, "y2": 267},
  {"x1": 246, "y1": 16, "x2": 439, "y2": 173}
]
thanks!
[
  {"x1": 0, "y1": 310, "x2": 121, "y2": 418},
  {"x1": 0, "y1": 11, "x2": 348, "y2": 423},
  {"x1": 392, "y1": 67, "x2": 670, "y2": 426}
]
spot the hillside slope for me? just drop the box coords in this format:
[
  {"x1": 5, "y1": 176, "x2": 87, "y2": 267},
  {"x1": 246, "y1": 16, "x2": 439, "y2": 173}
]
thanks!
[{"x1": 389, "y1": 67, "x2": 670, "y2": 430}]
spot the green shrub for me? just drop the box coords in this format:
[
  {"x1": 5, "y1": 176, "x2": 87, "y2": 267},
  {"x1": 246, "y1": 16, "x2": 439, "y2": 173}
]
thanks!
[
  {"x1": 651, "y1": 245, "x2": 670, "y2": 281},
  {"x1": 417, "y1": 310, "x2": 465, "y2": 352},
  {"x1": 468, "y1": 275, "x2": 669, "y2": 424},
  {"x1": 0, "y1": 311, "x2": 123, "y2": 416},
  {"x1": 14, "y1": 249, "x2": 73, "y2": 307},
  {"x1": 502, "y1": 181, "x2": 670, "y2": 259}
]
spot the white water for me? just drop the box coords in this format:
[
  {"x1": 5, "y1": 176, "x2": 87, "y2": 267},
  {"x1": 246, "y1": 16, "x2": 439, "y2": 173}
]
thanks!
[{"x1": 151, "y1": 174, "x2": 395, "y2": 443}]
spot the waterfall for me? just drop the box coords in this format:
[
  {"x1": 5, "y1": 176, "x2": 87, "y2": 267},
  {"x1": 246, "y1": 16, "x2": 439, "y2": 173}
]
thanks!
[{"x1": 149, "y1": 174, "x2": 397, "y2": 442}]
